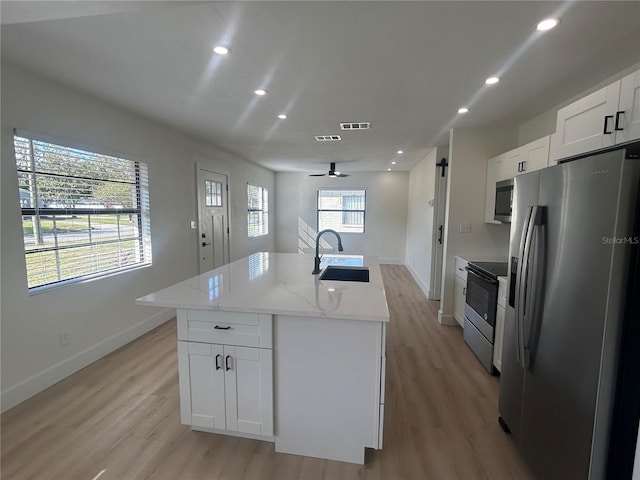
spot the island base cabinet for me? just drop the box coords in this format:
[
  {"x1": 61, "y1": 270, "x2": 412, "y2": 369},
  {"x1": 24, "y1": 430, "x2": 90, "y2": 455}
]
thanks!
[
  {"x1": 274, "y1": 315, "x2": 385, "y2": 465},
  {"x1": 177, "y1": 341, "x2": 273, "y2": 439}
]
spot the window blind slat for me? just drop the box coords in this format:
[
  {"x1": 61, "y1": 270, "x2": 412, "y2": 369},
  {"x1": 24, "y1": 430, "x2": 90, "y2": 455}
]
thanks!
[{"x1": 14, "y1": 134, "x2": 152, "y2": 290}]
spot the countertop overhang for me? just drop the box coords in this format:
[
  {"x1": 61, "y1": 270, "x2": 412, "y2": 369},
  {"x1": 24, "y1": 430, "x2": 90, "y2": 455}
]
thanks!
[{"x1": 136, "y1": 252, "x2": 390, "y2": 322}]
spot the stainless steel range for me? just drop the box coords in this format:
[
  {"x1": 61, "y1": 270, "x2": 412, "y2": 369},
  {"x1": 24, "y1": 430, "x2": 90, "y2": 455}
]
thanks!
[{"x1": 463, "y1": 261, "x2": 508, "y2": 374}]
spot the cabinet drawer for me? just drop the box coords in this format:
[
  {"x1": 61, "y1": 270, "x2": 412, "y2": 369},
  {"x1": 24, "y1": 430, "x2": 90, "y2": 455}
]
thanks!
[
  {"x1": 178, "y1": 309, "x2": 272, "y2": 348},
  {"x1": 455, "y1": 257, "x2": 468, "y2": 281}
]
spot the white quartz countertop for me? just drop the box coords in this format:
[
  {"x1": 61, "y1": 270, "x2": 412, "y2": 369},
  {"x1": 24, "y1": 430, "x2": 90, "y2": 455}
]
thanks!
[{"x1": 136, "y1": 252, "x2": 390, "y2": 322}]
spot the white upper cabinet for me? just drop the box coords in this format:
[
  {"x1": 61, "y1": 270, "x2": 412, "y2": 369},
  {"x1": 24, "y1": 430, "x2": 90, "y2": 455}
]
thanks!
[
  {"x1": 484, "y1": 135, "x2": 550, "y2": 223},
  {"x1": 550, "y1": 69, "x2": 640, "y2": 162},
  {"x1": 617, "y1": 70, "x2": 640, "y2": 144}
]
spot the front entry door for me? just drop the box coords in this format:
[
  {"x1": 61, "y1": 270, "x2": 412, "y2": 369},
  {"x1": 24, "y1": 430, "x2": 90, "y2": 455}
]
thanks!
[{"x1": 197, "y1": 168, "x2": 229, "y2": 273}]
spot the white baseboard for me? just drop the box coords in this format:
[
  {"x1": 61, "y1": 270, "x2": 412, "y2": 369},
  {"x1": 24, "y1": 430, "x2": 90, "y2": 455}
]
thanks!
[
  {"x1": 438, "y1": 309, "x2": 458, "y2": 326},
  {"x1": 404, "y1": 263, "x2": 430, "y2": 299},
  {"x1": 379, "y1": 257, "x2": 404, "y2": 265},
  {"x1": 1, "y1": 309, "x2": 175, "y2": 413}
]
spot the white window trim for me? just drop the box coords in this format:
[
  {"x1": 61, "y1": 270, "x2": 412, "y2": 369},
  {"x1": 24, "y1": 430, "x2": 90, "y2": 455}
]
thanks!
[
  {"x1": 247, "y1": 184, "x2": 269, "y2": 238},
  {"x1": 317, "y1": 188, "x2": 366, "y2": 234},
  {"x1": 14, "y1": 129, "x2": 152, "y2": 291}
]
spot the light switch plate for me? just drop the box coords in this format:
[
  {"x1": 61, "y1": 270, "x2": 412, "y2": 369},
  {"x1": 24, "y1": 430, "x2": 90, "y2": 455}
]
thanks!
[
  {"x1": 190, "y1": 220, "x2": 197, "y2": 230},
  {"x1": 460, "y1": 223, "x2": 471, "y2": 233}
]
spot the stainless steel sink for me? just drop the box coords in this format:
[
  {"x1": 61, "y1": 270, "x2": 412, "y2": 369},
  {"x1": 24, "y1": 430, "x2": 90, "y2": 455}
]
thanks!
[{"x1": 319, "y1": 265, "x2": 370, "y2": 282}]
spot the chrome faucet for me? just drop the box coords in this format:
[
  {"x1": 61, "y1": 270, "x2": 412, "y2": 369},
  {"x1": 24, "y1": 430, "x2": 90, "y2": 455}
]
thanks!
[{"x1": 312, "y1": 229, "x2": 344, "y2": 274}]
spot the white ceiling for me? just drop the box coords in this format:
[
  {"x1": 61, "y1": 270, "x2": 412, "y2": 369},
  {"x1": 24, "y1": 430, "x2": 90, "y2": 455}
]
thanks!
[{"x1": 2, "y1": 1, "x2": 639, "y2": 173}]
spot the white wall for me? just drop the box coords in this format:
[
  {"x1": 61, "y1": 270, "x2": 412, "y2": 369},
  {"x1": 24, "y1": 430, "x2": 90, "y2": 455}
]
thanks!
[
  {"x1": 438, "y1": 126, "x2": 517, "y2": 325},
  {"x1": 0, "y1": 63, "x2": 275, "y2": 411},
  {"x1": 274, "y1": 172, "x2": 409, "y2": 263},
  {"x1": 404, "y1": 148, "x2": 437, "y2": 296}
]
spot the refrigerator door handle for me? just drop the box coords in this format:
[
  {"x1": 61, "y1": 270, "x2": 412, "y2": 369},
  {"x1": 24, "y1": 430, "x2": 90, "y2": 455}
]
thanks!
[
  {"x1": 522, "y1": 206, "x2": 543, "y2": 369},
  {"x1": 515, "y1": 206, "x2": 534, "y2": 366}
]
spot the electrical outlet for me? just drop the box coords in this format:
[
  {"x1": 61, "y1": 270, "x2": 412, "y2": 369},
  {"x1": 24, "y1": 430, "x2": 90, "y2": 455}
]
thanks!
[
  {"x1": 460, "y1": 223, "x2": 471, "y2": 233},
  {"x1": 59, "y1": 331, "x2": 70, "y2": 346}
]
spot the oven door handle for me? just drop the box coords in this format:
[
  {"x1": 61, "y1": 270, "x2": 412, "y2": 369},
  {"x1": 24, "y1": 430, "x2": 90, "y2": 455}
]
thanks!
[{"x1": 465, "y1": 267, "x2": 498, "y2": 285}]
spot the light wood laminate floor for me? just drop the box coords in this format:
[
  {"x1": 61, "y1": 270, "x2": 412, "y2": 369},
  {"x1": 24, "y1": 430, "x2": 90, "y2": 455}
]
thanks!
[{"x1": 1, "y1": 265, "x2": 533, "y2": 480}]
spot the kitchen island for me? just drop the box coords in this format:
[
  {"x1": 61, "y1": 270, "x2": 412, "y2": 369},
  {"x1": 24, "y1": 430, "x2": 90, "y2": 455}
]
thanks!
[{"x1": 136, "y1": 252, "x2": 389, "y2": 464}]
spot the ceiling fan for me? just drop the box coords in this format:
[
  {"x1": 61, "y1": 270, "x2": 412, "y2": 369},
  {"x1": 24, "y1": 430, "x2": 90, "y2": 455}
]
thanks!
[{"x1": 309, "y1": 162, "x2": 350, "y2": 178}]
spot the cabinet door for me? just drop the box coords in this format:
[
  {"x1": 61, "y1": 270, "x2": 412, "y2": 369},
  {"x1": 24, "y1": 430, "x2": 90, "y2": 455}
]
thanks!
[
  {"x1": 549, "y1": 81, "x2": 620, "y2": 161},
  {"x1": 502, "y1": 149, "x2": 523, "y2": 180},
  {"x1": 178, "y1": 341, "x2": 226, "y2": 429},
  {"x1": 453, "y1": 275, "x2": 466, "y2": 327},
  {"x1": 493, "y1": 305, "x2": 506, "y2": 372},
  {"x1": 224, "y1": 345, "x2": 273, "y2": 437},
  {"x1": 485, "y1": 156, "x2": 502, "y2": 224},
  {"x1": 518, "y1": 135, "x2": 550, "y2": 174},
  {"x1": 616, "y1": 70, "x2": 640, "y2": 144}
]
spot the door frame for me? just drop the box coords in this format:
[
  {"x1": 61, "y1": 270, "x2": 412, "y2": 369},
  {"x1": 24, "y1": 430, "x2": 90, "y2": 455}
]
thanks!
[
  {"x1": 430, "y1": 155, "x2": 448, "y2": 300},
  {"x1": 196, "y1": 162, "x2": 231, "y2": 271}
]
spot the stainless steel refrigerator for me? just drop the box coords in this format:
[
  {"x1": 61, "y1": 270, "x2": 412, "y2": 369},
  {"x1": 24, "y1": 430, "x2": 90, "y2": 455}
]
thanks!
[{"x1": 498, "y1": 143, "x2": 640, "y2": 480}]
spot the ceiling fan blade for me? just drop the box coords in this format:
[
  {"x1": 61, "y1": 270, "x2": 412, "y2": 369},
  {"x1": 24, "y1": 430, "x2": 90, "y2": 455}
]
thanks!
[
  {"x1": 336, "y1": 173, "x2": 350, "y2": 177},
  {"x1": 309, "y1": 173, "x2": 326, "y2": 177}
]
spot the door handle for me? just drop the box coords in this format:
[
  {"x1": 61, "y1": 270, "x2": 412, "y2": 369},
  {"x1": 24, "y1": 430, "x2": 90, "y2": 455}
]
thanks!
[
  {"x1": 517, "y1": 206, "x2": 542, "y2": 369},
  {"x1": 603, "y1": 115, "x2": 614, "y2": 134},
  {"x1": 202, "y1": 242, "x2": 212, "y2": 247},
  {"x1": 225, "y1": 355, "x2": 232, "y2": 371},
  {"x1": 615, "y1": 110, "x2": 625, "y2": 131},
  {"x1": 215, "y1": 354, "x2": 222, "y2": 370}
]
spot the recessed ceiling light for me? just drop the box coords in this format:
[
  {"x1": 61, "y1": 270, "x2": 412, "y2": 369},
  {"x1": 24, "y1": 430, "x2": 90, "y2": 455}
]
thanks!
[
  {"x1": 397, "y1": 150, "x2": 404, "y2": 154},
  {"x1": 537, "y1": 18, "x2": 559, "y2": 31},
  {"x1": 254, "y1": 89, "x2": 267, "y2": 96},
  {"x1": 458, "y1": 107, "x2": 469, "y2": 114},
  {"x1": 486, "y1": 76, "x2": 500, "y2": 85},
  {"x1": 213, "y1": 46, "x2": 230, "y2": 55},
  {"x1": 391, "y1": 161, "x2": 397, "y2": 165},
  {"x1": 278, "y1": 114, "x2": 287, "y2": 119}
]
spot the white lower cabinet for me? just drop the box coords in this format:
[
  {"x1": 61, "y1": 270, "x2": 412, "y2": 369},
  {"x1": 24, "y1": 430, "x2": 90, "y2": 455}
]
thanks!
[
  {"x1": 493, "y1": 306, "x2": 505, "y2": 372},
  {"x1": 453, "y1": 257, "x2": 468, "y2": 327},
  {"x1": 176, "y1": 309, "x2": 274, "y2": 440},
  {"x1": 493, "y1": 277, "x2": 507, "y2": 372},
  {"x1": 177, "y1": 341, "x2": 273, "y2": 437}
]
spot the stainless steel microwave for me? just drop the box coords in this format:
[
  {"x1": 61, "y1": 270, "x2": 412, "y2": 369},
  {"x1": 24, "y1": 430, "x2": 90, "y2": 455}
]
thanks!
[{"x1": 494, "y1": 178, "x2": 513, "y2": 223}]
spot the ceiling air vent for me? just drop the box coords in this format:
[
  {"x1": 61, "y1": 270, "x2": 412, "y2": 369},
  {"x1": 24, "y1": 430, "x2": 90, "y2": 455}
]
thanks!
[
  {"x1": 315, "y1": 135, "x2": 342, "y2": 142},
  {"x1": 340, "y1": 122, "x2": 371, "y2": 130}
]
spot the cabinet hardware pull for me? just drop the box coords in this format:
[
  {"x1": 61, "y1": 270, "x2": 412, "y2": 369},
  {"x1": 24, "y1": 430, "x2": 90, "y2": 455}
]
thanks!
[
  {"x1": 214, "y1": 325, "x2": 231, "y2": 330},
  {"x1": 463, "y1": 287, "x2": 467, "y2": 296},
  {"x1": 521, "y1": 160, "x2": 526, "y2": 172},
  {"x1": 225, "y1": 355, "x2": 232, "y2": 371},
  {"x1": 615, "y1": 111, "x2": 625, "y2": 131},
  {"x1": 603, "y1": 115, "x2": 614, "y2": 134},
  {"x1": 202, "y1": 242, "x2": 212, "y2": 247},
  {"x1": 518, "y1": 162, "x2": 522, "y2": 172},
  {"x1": 438, "y1": 225, "x2": 443, "y2": 244},
  {"x1": 215, "y1": 354, "x2": 222, "y2": 370}
]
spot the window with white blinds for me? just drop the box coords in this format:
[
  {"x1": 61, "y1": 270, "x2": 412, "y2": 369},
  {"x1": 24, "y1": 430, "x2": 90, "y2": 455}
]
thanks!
[
  {"x1": 14, "y1": 133, "x2": 152, "y2": 291},
  {"x1": 317, "y1": 189, "x2": 366, "y2": 233},
  {"x1": 247, "y1": 184, "x2": 268, "y2": 237}
]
